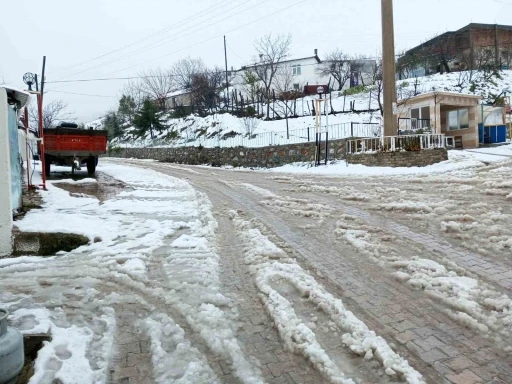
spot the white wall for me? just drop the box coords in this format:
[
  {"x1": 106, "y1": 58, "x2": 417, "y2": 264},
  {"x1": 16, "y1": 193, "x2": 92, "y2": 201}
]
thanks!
[{"x1": 0, "y1": 87, "x2": 13, "y2": 257}]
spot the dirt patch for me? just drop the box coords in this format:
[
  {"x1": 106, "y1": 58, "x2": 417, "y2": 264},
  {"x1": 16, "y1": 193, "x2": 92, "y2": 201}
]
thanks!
[
  {"x1": 16, "y1": 334, "x2": 52, "y2": 384},
  {"x1": 54, "y1": 172, "x2": 129, "y2": 203}
]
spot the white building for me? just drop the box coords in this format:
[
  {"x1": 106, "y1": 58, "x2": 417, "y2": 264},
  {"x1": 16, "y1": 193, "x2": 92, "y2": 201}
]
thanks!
[{"x1": 229, "y1": 49, "x2": 376, "y2": 100}]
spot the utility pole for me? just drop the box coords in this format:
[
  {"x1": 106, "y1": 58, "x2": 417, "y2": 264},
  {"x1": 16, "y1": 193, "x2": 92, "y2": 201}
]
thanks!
[
  {"x1": 381, "y1": 0, "x2": 397, "y2": 136},
  {"x1": 224, "y1": 36, "x2": 229, "y2": 111}
]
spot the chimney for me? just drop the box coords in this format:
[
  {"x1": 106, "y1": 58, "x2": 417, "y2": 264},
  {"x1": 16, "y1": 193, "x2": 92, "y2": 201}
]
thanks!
[{"x1": 314, "y1": 49, "x2": 318, "y2": 56}]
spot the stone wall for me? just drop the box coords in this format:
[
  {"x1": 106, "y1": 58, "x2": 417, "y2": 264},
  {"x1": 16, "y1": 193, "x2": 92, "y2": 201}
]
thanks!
[
  {"x1": 346, "y1": 148, "x2": 448, "y2": 168},
  {"x1": 109, "y1": 139, "x2": 348, "y2": 168}
]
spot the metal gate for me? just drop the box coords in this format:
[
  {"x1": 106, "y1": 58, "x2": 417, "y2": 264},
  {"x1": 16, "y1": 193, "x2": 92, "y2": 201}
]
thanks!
[{"x1": 8, "y1": 107, "x2": 22, "y2": 212}]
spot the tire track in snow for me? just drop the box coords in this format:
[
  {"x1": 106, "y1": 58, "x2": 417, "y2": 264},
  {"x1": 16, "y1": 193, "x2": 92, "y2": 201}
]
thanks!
[{"x1": 229, "y1": 210, "x2": 425, "y2": 384}]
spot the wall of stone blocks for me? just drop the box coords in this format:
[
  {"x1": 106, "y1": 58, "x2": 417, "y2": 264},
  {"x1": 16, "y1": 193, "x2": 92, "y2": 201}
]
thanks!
[
  {"x1": 346, "y1": 148, "x2": 448, "y2": 168},
  {"x1": 108, "y1": 139, "x2": 348, "y2": 168}
]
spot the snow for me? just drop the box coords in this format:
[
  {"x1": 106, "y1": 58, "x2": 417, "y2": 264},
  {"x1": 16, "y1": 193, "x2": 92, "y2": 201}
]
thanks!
[
  {"x1": 139, "y1": 314, "x2": 220, "y2": 384},
  {"x1": 229, "y1": 210, "x2": 425, "y2": 384},
  {"x1": 271, "y1": 145, "x2": 512, "y2": 177},
  {"x1": 2, "y1": 162, "x2": 265, "y2": 384},
  {"x1": 51, "y1": 178, "x2": 98, "y2": 184},
  {"x1": 101, "y1": 70, "x2": 512, "y2": 150}
]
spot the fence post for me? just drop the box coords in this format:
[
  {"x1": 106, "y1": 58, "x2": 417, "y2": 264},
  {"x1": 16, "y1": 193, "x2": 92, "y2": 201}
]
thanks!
[
  {"x1": 325, "y1": 131, "x2": 329, "y2": 165},
  {"x1": 350, "y1": 122, "x2": 354, "y2": 137},
  {"x1": 307, "y1": 127, "x2": 310, "y2": 142}
]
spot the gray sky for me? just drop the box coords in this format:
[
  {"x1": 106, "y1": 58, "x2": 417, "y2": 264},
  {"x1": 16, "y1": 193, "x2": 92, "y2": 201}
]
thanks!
[{"x1": 2, "y1": 0, "x2": 511, "y2": 123}]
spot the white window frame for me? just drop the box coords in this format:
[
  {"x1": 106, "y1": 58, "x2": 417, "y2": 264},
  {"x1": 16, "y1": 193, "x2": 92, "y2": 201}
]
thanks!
[
  {"x1": 291, "y1": 64, "x2": 302, "y2": 76},
  {"x1": 447, "y1": 108, "x2": 470, "y2": 131}
]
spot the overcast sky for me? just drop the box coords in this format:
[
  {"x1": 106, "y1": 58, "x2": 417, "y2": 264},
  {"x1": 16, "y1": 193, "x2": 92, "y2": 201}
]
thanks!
[{"x1": 2, "y1": 0, "x2": 511, "y2": 123}]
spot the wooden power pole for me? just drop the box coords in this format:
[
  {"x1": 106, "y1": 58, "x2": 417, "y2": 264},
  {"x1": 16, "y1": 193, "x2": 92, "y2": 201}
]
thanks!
[{"x1": 381, "y1": 0, "x2": 397, "y2": 136}]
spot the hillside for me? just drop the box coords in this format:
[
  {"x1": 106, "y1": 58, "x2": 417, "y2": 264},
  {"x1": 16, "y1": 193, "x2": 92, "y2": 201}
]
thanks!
[{"x1": 99, "y1": 70, "x2": 512, "y2": 148}]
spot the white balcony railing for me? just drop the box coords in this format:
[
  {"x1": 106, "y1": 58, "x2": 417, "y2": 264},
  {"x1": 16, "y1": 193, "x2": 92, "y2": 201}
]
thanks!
[{"x1": 346, "y1": 134, "x2": 454, "y2": 155}]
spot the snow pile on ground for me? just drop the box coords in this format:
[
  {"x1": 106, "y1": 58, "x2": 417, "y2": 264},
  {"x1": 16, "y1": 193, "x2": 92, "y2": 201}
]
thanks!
[
  {"x1": 139, "y1": 314, "x2": 219, "y2": 384},
  {"x1": 228, "y1": 210, "x2": 425, "y2": 384},
  {"x1": 272, "y1": 144, "x2": 512, "y2": 177},
  {"x1": 1, "y1": 162, "x2": 264, "y2": 384},
  {"x1": 330, "y1": 204, "x2": 512, "y2": 349},
  {"x1": 393, "y1": 258, "x2": 512, "y2": 345}
]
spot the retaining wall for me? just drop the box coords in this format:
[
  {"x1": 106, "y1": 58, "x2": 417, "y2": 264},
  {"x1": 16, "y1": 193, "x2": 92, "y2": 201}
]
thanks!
[
  {"x1": 109, "y1": 139, "x2": 348, "y2": 168},
  {"x1": 346, "y1": 148, "x2": 448, "y2": 167}
]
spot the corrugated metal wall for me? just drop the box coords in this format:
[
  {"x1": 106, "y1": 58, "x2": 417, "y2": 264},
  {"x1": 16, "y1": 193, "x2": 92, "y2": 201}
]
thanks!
[{"x1": 8, "y1": 106, "x2": 22, "y2": 211}]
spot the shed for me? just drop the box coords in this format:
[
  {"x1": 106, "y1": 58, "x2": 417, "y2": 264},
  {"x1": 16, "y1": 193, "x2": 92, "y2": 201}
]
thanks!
[{"x1": 396, "y1": 92, "x2": 482, "y2": 149}]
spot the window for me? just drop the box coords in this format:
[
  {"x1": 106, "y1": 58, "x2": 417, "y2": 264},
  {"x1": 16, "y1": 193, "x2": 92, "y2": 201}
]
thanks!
[
  {"x1": 293, "y1": 83, "x2": 300, "y2": 91},
  {"x1": 409, "y1": 106, "x2": 430, "y2": 128},
  {"x1": 447, "y1": 109, "x2": 469, "y2": 130},
  {"x1": 291, "y1": 64, "x2": 302, "y2": 75}
]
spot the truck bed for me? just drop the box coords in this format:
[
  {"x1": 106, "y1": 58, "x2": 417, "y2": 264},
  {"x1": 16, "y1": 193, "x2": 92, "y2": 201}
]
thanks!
[{"x1": 43, "y1": 128, "x2": 108, "y2": 157}]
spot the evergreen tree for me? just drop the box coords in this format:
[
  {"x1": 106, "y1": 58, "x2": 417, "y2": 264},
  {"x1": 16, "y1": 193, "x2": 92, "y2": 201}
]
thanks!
[
  {"x1": 133, "y1": 99, "x2": 165, "y2": 138},
  {"x1": 118, "y1": 95, "x2": 137, "y2": 123},
  {"x1": 104, "y1": 112, "x2": 123, "y2": 139}
]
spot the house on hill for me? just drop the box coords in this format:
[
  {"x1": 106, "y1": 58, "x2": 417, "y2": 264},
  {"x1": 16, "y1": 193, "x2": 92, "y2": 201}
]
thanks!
[
  {"x1": 397, "y1": 23, "x2": 512, "y2": 79},
  {"x1": 230, "y1": 49, "x2": 376, "y2": 100}
]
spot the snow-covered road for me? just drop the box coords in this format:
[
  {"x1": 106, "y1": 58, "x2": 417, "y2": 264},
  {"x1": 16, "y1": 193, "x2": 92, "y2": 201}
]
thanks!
[{"x1": 2, "y1": 155, "x2": 512, "y2": 384}]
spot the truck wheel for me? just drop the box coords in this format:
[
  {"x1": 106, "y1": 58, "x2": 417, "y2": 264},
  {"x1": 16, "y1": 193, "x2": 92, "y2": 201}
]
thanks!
[
  {"x1": 44, "y1": 155, "x2": 51, "y2": 177},
  {"x1": 87, "y1": 156, "x2": 97, "y2": 175}
]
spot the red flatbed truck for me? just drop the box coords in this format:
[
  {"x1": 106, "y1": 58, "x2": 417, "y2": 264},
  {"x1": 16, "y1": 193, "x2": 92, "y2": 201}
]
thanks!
[{"x1": 42, "y1": 123, "x2": 108, "y2": 176}]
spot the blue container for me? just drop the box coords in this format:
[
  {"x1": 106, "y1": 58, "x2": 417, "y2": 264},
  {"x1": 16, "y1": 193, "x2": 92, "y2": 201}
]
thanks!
[{"x1": 0, "y1": 309, "x2": 24, "y2": 384}]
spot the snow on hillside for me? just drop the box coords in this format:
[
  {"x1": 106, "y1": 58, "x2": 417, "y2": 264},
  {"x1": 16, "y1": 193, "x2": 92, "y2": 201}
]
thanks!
[{"x1": 98, "y1": 70, "x2": 512, "y2": 148}]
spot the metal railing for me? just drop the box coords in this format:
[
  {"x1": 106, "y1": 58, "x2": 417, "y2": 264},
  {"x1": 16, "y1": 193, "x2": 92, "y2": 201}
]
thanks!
[
  {"x1": 346, "y1": 134, "x2": 451, "y2": 154},
  {"x1": 398, "y1": 118, "x2": 431, "y2": 132},
  {"x1": 117, "y1": 122, "x2": 382, "y2": 149}
]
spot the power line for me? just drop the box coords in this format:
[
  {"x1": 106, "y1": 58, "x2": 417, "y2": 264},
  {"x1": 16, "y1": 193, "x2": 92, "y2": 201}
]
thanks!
[
  {"x1": 48, "y1": 0, "x2": 237, "y2": 77},
  {"x1": 46, "y1": 90, "x2": 117, "y2": 98},
  {"x1": 98, "y1": 0, "x2": 310, "y2": 77},
  {"x1": 55, "y1": 0, "x2": 261, "y2": 81}
]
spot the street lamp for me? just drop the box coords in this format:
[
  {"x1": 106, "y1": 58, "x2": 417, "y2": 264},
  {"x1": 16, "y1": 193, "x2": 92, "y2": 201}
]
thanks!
[{"x1": 22, "y1": 73, "x2": 36, "y2": 91}]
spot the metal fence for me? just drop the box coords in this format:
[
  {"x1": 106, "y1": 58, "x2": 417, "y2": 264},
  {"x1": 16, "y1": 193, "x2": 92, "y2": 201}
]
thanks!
[{"x1": 118, "y1": 122, "x2": 381, "y2": 149}]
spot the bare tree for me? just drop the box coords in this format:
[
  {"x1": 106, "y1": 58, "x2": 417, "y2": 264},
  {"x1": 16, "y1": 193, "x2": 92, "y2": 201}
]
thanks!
[
  {"x1": 239, "y1": 116, "x2": 260, "y2": 137},
  {"x1": 316, "y1": 49, "x2": 351, "y2": 91},
  {"x1": 190, "y1": 67, "x2": 224, "y2": 114},
  {"x1": 172, "y1": 57, "x2": 206, "y2": 91},
  {"x1": 138, "y1": 67, "x2": 175, "y2": 111},
  {"x1": 29, "y1": 99, "x2": 75, "y2": 129},
  {"x1": 252, "y1": 33, "x2": 292, "y2": 118},
  {"x1": 369, "y1": 59, "x2": 384, "y2": 116},
  {"x1": 120, "y1": 80, "x2": 145, "y2": 110},
  {"x1": 274, "y1": 64, "x2": 299, "y2": 137}
]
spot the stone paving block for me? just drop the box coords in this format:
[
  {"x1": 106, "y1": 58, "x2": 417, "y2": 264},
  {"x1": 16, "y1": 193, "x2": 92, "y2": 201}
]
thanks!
[
  {"x1": 395, "y1": 330, "x2": 417, "y2": 345},
  {"x1": 390, "y1": 319, "x2": 417, "y2": 332},
  {"x1": 419, "y1": 348, "x2": 449, "y2": 364},
  {"x1": 267, "y1": 361, "x2": 296, "y2": 377},
  {"x1": 446, "y1": 369, "x2": 483, "y2": 384},
  {"x1": 444, "y1": 355, "x2": 478, "y2": 371},
  {"x1": 414, "y1": 335, "x2": 446, "y2": 352},
  {"x1": 432, "y1": 361, "x2": 455, "y2": 376}
]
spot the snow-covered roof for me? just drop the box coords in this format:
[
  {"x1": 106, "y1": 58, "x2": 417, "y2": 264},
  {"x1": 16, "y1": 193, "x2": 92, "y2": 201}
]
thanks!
[
  {"x1": 1, "y1": 86, "x2": 31, "y2": 108},
  {"x1": 399, "y1": 91, "x2": 482, "y2": 104}
]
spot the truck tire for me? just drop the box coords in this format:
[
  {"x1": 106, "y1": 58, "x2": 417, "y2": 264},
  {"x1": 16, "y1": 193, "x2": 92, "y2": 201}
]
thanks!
[
  {"x1": 87, "y1": 156, "x2": 97, "y2": 175},
  {"x1": 44, "y1": 155, "x2": 51, "y2": 177}
]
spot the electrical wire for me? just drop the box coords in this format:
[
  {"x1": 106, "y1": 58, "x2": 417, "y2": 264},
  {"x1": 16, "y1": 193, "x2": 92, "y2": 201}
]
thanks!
[
  {"x1": 46, "y1": 90, "x2": 117, "y2": 98},
  {"x1": 48, "y1": 0, "x2": 238, "y2": 78},
  {"x1": 55, "y1": 0, "x2": 262, "y2": 81},
  {"x1": 95, "y1": 0, "x2": 311, "y2": 78}
]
